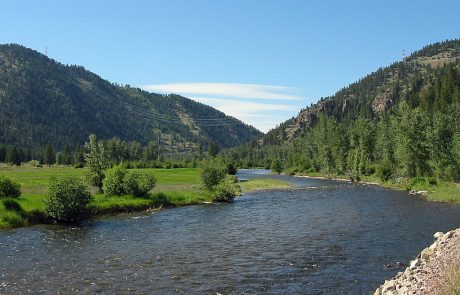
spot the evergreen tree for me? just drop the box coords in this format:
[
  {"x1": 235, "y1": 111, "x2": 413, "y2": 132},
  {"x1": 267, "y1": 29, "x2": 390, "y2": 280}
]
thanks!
[
  {"x1": 62, "y1": 144, "x2": 72, "y2": 165},
  {"x1": 6, "y1": 146, "x2": 21, "y2": 166},
  {"x1": 43, "y1": 144, "x2": 55, "y2": 166},
  {"x1": 208, "y1": 142, "x2": 219, "y2": 158},
  {"x1": 0, "y1": 145, "x2": 6, "y2": 163}
]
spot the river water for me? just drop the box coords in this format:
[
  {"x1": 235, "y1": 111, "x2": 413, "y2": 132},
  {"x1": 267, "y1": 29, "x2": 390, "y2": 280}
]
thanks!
[{"x1": 1, "y1": 170, "x2": 460, "y2": 294}]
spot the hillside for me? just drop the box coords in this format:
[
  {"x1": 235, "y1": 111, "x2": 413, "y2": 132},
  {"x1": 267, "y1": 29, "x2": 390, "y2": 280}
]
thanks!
[
  {"x1": 0, "y1": 44, "x2": 261, "y2": 152},
  {"x1": 263, "y1": 39, "x2": 460, "y2": 144},
  {"x1": 225, "y1": 39, "x2": 460, "y2": 184}
]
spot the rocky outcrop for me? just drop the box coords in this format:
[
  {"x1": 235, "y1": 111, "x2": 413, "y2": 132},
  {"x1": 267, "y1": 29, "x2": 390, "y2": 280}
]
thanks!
[{"x1": 375, "y1": 229, "x2": 460, "y2": 295}]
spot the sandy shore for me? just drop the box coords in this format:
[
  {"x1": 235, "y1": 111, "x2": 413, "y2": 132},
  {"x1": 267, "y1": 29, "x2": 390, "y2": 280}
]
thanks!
[{"x1": 375, "y1": 228, "x2": 460, "y2": 295}]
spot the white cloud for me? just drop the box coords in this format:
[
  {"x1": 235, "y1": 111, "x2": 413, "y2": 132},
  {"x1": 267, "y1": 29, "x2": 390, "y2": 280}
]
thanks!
[
  {"x1": 143, "y1": 82, "x2": 301, "y2": 100},
  {"x1": 142, "y1": 82, "x2": 302, "y2": 132},
  {"x1": 189, "y1": 97, "x2": 296, "y2": 132}
]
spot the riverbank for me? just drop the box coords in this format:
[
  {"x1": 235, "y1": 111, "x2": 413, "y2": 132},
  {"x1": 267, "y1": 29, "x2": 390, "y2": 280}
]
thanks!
[
  {"x1": 0, "y1": 167, "x2": 292, "y2": 229},
  {"x1": 375, "y1": 228, "x2": 460, "y2": 295},
  {"x1": 290, "y1": 172, "x2": 460, "y2": 203}
]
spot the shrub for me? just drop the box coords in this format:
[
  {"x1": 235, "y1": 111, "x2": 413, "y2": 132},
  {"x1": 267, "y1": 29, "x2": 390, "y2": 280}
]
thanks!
[
  {"x1": 45, "y1": 176, "x2": 93, "y2": 223},
  {"x1": 74, "y1": 162, "x2": 84, "y2": 169},
  {"x1": 270, "y1": 159, "x2": 282, "y2": 174},
  {"x1": 226, "y1": 163, "x2": 237, "y2": 175},
  {"x1": 2, "y1": 199, "x2": 23, "y2": 211},
  {"x1": 124, "y1": 171, "x2": 156, "y2": 197},
  {"x1": 0, "y1": 175, "x2": 21, "y2": 198},
  {"x1": 213, "y1": 181, "x2": 237, "y2": 202},
  {"x1": 376, "y1": 160, "x2": 393, "y2": 182},
  {"x1": 201, "y1": 164, "x2": 226, "y2": 190},
  {"x1": 103, "y1": 164, "x2": 127, "y2": 196}
]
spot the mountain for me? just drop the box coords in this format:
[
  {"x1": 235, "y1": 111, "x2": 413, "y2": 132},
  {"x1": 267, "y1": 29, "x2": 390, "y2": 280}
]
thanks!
[
  {"x1": 0, "y1": 44, "x2": 261, "y2": 152},
  {"x1": 225, "y1": 39, "x2": 460, "y2": 182},
  {"x1": 263, "y1": 39, "x2": 460, "y2": 144}
]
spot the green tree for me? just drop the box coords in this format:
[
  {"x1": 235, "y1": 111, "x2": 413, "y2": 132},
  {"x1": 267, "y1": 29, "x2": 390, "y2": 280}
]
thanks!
[
  {"x1": 62, "y1": 144, "x2": 72, "y2": 165},
  {"x1": 6, "y1": 146, "x2": 21, "y2": 166},
  {"x1": 84, "y1": 134, "x2": 108, "y2": 191},
  {"x1": 0, "y1": 145, "x2": 6, "y2": 163},
  {"x1": 74, "y1": 146, "x2": 85, "y2": 166},
  {"x1": 208, "y1": 142, "x2": 219, "y2": 158},
  {"x1": 394, "y1": 103, "x2": 431, "y2": 177},
  {"x1": 43, "y1": 144, "x2": 55, "y2": 166},
  {"x1": 143, "y1": 141, "x2": 158, "y2": 162},
  {"x1": 270, "y1": 159, "x2": 283, "y2": 174}
]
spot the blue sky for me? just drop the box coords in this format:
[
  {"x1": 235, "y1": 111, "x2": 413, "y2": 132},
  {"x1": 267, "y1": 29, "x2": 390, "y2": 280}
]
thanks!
[{"x1": 1, "y1": 1, "x2": 459, "y2": 132}]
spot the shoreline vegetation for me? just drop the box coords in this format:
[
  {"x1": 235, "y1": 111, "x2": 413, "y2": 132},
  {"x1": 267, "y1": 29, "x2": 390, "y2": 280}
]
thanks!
[
  {"x1": 0, "y1": 166, "x2": 292, "y2": 229},
  {"x1": 286, "y1": 171, "x2": 460, "y2": 203}
]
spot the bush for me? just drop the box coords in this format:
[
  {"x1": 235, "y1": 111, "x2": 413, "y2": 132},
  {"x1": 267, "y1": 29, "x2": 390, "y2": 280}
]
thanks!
[
  {"x1": 226, "y1": 163, "x2": 237, "y2": 175},
  {"x1": 0, "y1": 175, "x2": 21, "y2": 198},
  {"x1": 376, "y1": 160, "x2": 393, "y2": 182},
  {"x1": 74, "y1": 162, "x2": 84, "y2": 169},
  {"x1": 45, "y1": 176, "x2": 93, "y2": 223},
  {"x1": 201, "y1": 164, "x2": 226, "y2": 190},
  {"x1": 213, "y1": 182, "x2": 237, "y2": 202},
  {"x1": 103, "y1": 164, "x2": 127, "y2": 196},
  {"x1": 270, "y1": 159, "x2": 282, "y2": 174},
  {"x1": 124, "y1": 171, "x2": 156, "y2": 197},
  {"x1": 2, "y1": 199, "x2": 23, "y2": 211}
]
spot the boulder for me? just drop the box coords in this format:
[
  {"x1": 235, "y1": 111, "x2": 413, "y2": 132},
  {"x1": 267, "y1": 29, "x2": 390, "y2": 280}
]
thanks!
[
  {"x1": 409, "y1": 258, "x2": 421, "y2": 270},
  {"x1": 420, "y1": 248, "x2": 434, "y2": 261},
  {"x1": 433, "y1": 232, "x2": 444, "y2": 239},
  {"x1": 441, "y1": 231, "x2": 454, "y2": 243}
]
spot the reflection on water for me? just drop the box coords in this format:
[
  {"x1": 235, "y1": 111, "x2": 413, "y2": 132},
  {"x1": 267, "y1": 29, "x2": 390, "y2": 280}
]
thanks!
[{"x1": 1, "y1": 170, "x2": 460, "y2": 294}]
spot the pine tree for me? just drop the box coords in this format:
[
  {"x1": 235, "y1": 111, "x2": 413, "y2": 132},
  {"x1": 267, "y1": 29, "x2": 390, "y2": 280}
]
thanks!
[
  {"x1": 43, "y1": 144, "x2": 55, "y2": 166},
  {"x1": 62, "y1": 144, "x2": 72, "y2": 165}
]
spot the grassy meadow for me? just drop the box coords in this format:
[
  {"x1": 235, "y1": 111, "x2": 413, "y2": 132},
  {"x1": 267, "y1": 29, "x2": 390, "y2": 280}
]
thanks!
[{"x1": 0, "y1": 166, "x2": 292, "y2": 229}]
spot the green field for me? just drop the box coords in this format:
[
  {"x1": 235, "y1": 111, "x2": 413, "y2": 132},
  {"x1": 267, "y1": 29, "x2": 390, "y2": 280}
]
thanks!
[{"x1": 0, "y1": 166, "x2": 292, "y2": 229}]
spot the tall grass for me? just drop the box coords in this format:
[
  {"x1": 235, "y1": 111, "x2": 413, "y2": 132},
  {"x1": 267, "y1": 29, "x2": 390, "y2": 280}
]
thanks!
[{"x1": 441, "y1": 264, "x2": 460, "y2": 295}]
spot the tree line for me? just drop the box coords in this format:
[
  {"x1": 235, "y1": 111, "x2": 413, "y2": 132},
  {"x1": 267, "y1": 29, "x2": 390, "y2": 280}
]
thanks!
[{"x1": 224, "y1": 60, "x2": 460, "y2": 183}]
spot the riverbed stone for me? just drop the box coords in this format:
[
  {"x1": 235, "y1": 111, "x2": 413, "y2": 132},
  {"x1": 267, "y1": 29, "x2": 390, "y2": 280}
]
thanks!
[
  {"x1": 420, "y1": 249, "x2": 434, "y2": 261},
  {"x1": 441, "y1": 231, "x2": 454, "y2": 243},
  {"x1": 409, "y1": 259, "x2": 421, "y2": 270},
  {"x1": 433, "y1": 232, "x2": 444, "y2": 239}
]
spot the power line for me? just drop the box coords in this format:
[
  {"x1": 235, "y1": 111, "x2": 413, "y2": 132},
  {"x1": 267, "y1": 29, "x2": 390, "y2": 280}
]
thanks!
[
  {"x1": 120, "y1": 101, "x2": 238, "y2": 122},
  {"x1": 119, "y1": 100, "x2": 247, "y2": 127}
]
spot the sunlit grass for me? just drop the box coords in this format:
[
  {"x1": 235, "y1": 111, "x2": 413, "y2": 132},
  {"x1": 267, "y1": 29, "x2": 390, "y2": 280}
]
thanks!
[
  {"x1": 0, "y1": 166, "x2": 205, "y2": 229},
  {"x1": 240, "y1": 178, "x2": 292, "y2": 193},
  {"x1": 426, "y1": 183, "x2": 460, "y2": 203}
]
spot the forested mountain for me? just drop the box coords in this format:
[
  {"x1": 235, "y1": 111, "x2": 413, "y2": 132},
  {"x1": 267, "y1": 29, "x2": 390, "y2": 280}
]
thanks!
[
  {"x1": 225, "y1": 39, "x2": 460, "y2": 182},
  {"x1": 0, "y1": 44, "x2": 261, "y2": 152}
]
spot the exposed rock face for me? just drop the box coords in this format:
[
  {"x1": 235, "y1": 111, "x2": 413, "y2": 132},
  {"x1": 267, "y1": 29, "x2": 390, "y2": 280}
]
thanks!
[
  {"x1": 372, "y1": 93, "x2": 394, "y2": 114},
  {"x1": 375, "y1": 228, "x2": 460, "y2": 295}
]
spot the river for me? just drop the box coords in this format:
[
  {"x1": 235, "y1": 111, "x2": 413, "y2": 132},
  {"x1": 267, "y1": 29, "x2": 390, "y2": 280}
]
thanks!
[{"x1": 1, "y1": 169, "x2": 460, "y2": 294}]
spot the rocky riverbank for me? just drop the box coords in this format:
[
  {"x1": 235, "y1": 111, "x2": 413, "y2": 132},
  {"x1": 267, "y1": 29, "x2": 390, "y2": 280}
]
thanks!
[{"x1": 375, "y1": 228, "x2": 460, "y2": 295}]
